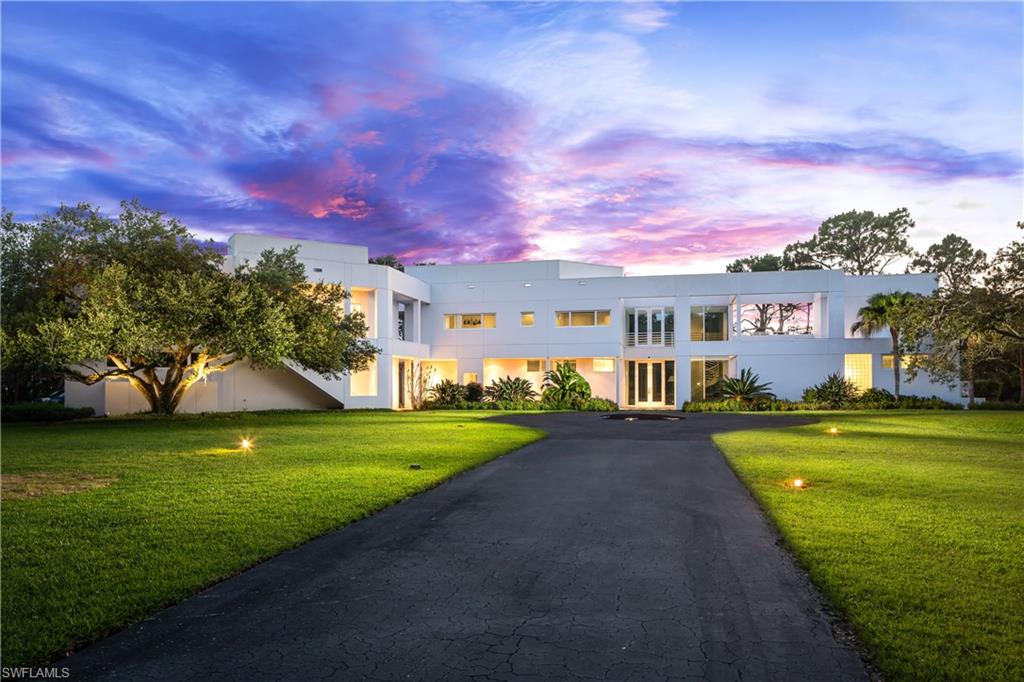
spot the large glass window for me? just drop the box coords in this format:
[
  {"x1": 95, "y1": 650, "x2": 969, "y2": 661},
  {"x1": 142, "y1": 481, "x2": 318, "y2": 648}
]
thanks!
[
  {"x1": 882, "y1": 354, "x2": 927, "y2": 369},
  {"x1": 690, "y1": 306, "x2": 729, "y2": 341},
  {"x1": 556, "y1": 310, "x2": 611, "y2": 327},
  {"x1": 690, "y1": 359, "x2": 729, "y2": 401},
  {"x1": 593, "y1": 358, "x2": 615, "y2": 372},
  {"x1": 739, "y1": 302, "x2": 813, "y2": 336},
  {"x1": 625, "y1": 307, "x2": 674, "y2": 345}
]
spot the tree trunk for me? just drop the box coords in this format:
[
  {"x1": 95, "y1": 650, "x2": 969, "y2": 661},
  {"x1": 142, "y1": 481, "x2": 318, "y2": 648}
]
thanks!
[{"x1": 891, "y1": 329, "x2": 901, "y2": 400}]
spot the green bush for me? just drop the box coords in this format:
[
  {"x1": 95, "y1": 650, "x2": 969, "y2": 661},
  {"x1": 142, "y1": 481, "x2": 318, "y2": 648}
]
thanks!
[
  {"x1": 1, "y1": 402, "x2": 95, "y2": 422},
  {"x1": 426, "y1": 396, "x2": 617, "y2": 412},
  {"x1": 542, "y1": 364, "x2": 591, "y2": 404},
  {"x1": 857, "y1": 387, "x2": 898, "y2": 409},
  {"x1": 463, "y1": 382, "x2": 484, "y2": 402},
  {"x1": 969, "y1": 400, "x2": 1024, "y2": 411},
  {"x1": 484, "y1": 376, "x2": 538, "y2": 402},
  {"x1": 684, "y1": 393, "x2": 960, "y2": 412},
  {"x1": 428, "y1": 379, "x2": 465, "y2": 407},
  {"x1": 803, "y1": 372, "x2": 860, "y2": 408}
]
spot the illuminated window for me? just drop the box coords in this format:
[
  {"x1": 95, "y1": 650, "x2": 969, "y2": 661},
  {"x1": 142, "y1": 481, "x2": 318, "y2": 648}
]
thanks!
[
  {"x1": 526, "y1": 359, "x2": 542, "y2": 372},
  {"x1": 593, "y1": 358, "x2": 615, "y2": 373},
  {"x1": 556, "y1": 310, "x2": 611, "y2": 327},
  {"x1": 844, "y1": 354, "x2": 873, "y2": 392},
  {"x1": 462, "y1": 372, "x2": 478, "y2": 384},
  {"x1": 881, "y1": 354, "x2": 928, "y2": 369},
  {"x1": 520, "y1": 311, "x2": 535, "y2": 327},
  {"x1": 452, "y1": 313, "x2": 496, "y2": 329}
]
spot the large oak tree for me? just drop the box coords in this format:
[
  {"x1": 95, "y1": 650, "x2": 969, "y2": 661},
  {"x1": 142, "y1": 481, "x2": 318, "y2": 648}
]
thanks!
[{"x1": 1, "y1": 201, "x2": 378, "y2": 414}]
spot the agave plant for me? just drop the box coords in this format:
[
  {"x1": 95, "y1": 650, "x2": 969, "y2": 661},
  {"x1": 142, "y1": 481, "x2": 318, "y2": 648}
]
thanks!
[
  {"x1": 484, "y1": 376, "x2": 538, "y2": 402},
  {"x1": 542, "y1": 363, "x2": 592, "y2": 404},
  {"x1": 719, "y1": 368, "x2": 775, "y2": 402}
]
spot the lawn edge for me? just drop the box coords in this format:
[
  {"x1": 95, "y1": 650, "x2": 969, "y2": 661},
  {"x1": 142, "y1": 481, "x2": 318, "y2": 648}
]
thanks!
[
  {"x1": 709, "y1": 419, "x2": 885, "y2": 682},
  {"x1": 29, "y1": 416, "x2": 548, "y2": 668}
]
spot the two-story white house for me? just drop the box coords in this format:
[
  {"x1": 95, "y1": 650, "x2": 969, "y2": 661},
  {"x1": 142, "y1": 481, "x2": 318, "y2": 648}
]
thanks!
[{"x1": 66, "y1": 233, "x2": 961, "y2": 415}]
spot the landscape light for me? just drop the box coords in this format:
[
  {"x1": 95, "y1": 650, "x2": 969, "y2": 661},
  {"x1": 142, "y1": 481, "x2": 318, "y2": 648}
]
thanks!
[
  {"x1": 240, "y1": 437, "x2": 253, "y2": 451},
  {"x1": 793, "y1": 478, "x2": 804, "y2": 489},
  {"x1": 827, "y1": 427, "x2": 840, "y2": 436}
]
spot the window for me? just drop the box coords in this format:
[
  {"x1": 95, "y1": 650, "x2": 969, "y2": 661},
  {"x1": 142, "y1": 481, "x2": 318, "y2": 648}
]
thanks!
[
  {"x1": 526, "y1": 359, "x2": 542, "y2": 372},
  {"x1": 556, "y1": 310, "x2": 611, "y2": 327},
  {"x1": 555, "y1": 360, "x2": 577, "y2": 371},
  {"x1": 521, "y1": 312, "x2": 535, "y2": 327},
  {"x1": 882, "y1": 354, "x2": 928, "y2": 369},
  {"x1": 690, "y1": 359, "x2": 729, "y2": 401},
  {"x1": 739, "y1": 302, "x2": 814, "y2": 336},
  {"x1": 627, "y1": 307, "x2": 674, "y2": 345},
  {"x1": 447, "y1": 313, "x2": 496, "y2": 329},
  {"x1": 593, "y1": 358, "x2": 615, "y2": 373},
  {"x1": 690, "y1": 306, "x2": 729, "y2": 341},
  {"x1": 844, "y1": 354, "x2": 873, "y2": 392},
  {"x1": 462, "y1": 372, "x2": 478, "y2": 384}
]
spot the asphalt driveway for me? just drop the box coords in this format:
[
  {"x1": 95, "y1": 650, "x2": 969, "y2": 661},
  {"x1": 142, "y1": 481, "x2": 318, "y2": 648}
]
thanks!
[{"x1": 64, "y1": 412, "x2": 868, "y2": 681}]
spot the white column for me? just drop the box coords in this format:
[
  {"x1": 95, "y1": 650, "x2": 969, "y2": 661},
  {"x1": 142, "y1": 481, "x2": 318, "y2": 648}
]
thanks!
[{"x1": 415, "y1": 300, "x2": 422, "y2": 343}]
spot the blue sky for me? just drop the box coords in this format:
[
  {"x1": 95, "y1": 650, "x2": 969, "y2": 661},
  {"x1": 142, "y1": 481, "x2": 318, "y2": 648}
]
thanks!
[{"x1": 2, "y1": 2, "x2": 1021, "y2": 273}]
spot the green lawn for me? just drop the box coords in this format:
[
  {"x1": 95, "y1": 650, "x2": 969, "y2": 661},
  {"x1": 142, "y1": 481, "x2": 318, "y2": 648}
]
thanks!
[
  {"x1": 0, "y1": 410, "x2": 543, "y2": 666},
  {"x1": 715, "y1": 411, "x2": 1024, "y2": 681}
]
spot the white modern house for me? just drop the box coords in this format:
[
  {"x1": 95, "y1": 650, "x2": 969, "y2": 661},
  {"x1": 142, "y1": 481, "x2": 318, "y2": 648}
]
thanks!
[{"x1": 66, "y1": 234, "x2": 961, "y2": 415}]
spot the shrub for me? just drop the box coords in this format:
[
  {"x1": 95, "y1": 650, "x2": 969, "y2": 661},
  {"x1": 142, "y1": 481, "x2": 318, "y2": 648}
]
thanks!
[
  {"x1": 484, "y1": 376, "x2": 538, "y2": 402},
  {"x1": 895, "y1": 395, "x2": 961, "y2": 410},
  {"x1": 1, "y1": 402, "x2": 95, "y2": 422},
  {"x1": 720, "y1": 368, "x2": 775, "y2": 401},
  {"x1": 857, "y1": 387, "x2": 897, "y2": 409},
  {"x1": 969, "y1": 400, "x2": 1024, "y2": 411},
  {"x1": 684, "y1": 399, "x2": 817, "y2": 413},
  {"x1": 803, "y1": 372, "x2": 859, "y2": 408},
  {"x1": 428, "y1": 379, "x2": 465, "y2": 407},
  {"x1": 542, "y1": 364, "x2": 591, "y2": 404},
  {"x1": 463, "y1": 382, "x2": 484, "y2": 402}
]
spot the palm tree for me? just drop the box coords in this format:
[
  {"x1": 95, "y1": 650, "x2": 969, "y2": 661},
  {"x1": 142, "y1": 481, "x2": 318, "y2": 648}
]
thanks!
[{"x1": 850, "y1": 291, "x2": 922, "y2": 399}]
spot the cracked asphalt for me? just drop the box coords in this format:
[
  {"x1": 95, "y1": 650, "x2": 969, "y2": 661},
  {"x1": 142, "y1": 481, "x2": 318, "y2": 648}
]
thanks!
[{"x1": 63, "y1": 412, "x2": 869, "y2": 681}]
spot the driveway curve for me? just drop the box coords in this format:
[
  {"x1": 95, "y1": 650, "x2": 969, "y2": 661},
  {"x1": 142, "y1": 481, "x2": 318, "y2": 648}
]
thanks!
[{"x1": 64, "y1": 412, "x2": 868, "y2": 681}]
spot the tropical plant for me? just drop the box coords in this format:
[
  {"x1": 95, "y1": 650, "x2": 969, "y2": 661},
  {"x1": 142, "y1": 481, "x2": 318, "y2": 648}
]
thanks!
[
  {"x1": 542, "y1": 363, "x2": 591, "y2": 405},
  {"x1": 428, "y1": 379, "x2": 464, "y2": 406},
  {"x1": 463, "y1": 381, "x2": 484, "y2": 402},
  {"x1": 803, "y1": 372, "x2": 860, "y2": 408},
  {"x1": 719, "y1": 368, "x2": 775, "y2": 401},
  {"x1": 484, "y1": 376, "x2": 537, "y2": 402},
  {"x1": 851, "y1": 291, "x2": 922, "y2": 399}
]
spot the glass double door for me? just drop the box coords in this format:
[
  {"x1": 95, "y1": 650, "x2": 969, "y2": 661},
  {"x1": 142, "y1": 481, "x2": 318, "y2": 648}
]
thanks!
[{"x1": 627, "y1": 360, "x2": 675, "y2": 407}]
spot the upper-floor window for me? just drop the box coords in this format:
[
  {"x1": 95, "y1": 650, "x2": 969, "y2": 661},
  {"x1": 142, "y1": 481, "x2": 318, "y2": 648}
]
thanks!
[
  {"x1": 556, "y1": 310, "x2": 611, "y2": 327},
  {"x1": 520, "y1": 312, "x2": 535, "y2": 327},
  {"x1": 526, "y1": 359, "x2": 543, "y2": 372},
  {"x1": 739, "y1": 302, "x2": 813, "y2": 336},
  {"x1": 627, "y1": 307, "x2": 674, "y2": 346},
  {"x1": 445, "y1": 313, "x2": 496, "y2": 329},
  {"x1": 690, "y1": 306, "x2": 728, "y2": 342},
  {"x1": 882, "y1": 353, "x2": 928, "y2": 369}
]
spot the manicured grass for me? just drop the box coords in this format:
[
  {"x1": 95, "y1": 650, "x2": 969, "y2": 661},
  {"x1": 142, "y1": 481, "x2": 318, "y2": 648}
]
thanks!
[
  {"x1": 0, "y1": 410, "x2": 543, "y2": 666},
  {"x1": 714, "y1": 412, "x2": 1024, "y2": 681}
]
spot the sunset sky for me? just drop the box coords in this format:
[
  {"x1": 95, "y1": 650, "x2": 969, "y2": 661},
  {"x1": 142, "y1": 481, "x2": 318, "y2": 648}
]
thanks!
[{"x1": 2, "y1": 2, "x2": 1021, "y2": 273}]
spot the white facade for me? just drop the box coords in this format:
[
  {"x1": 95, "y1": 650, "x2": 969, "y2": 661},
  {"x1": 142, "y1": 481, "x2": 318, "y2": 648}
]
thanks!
[{"x1": 70, "y1": 234, "x2": 962, "y2": 415}]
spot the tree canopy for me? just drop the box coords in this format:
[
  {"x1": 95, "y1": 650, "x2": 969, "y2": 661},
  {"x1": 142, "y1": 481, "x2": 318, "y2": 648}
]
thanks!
[
  {"x1": 725, "y1": 253, "x2": 784, "y2": 273},
  {"x1": 783, "y1": 208, "x2": 916, "y2": 275},
  {"x1": 1, "y1": 201, "x2": 378, "y2": 413},
  {"x1": 909, "y1": 233, "x2": 987, "y2": 294}
]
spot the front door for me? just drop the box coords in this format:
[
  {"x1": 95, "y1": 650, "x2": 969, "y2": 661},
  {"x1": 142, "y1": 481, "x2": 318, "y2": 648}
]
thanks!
[{"x1": 626, "y1": 360, "x2": 675, "y2": 408}]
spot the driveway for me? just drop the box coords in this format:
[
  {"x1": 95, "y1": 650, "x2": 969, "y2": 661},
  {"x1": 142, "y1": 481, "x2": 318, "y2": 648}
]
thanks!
[{"x1": 64, "y1": 412, "x2": 868, "y2": 681}]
